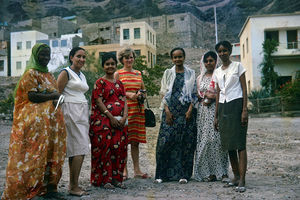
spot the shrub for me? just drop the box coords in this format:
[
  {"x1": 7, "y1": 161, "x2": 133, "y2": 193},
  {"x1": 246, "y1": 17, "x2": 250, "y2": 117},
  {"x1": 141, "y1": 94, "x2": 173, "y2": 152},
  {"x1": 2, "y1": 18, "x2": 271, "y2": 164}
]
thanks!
[{"x1": 277, "y1": 79, "x2": 300, "y2": 111}]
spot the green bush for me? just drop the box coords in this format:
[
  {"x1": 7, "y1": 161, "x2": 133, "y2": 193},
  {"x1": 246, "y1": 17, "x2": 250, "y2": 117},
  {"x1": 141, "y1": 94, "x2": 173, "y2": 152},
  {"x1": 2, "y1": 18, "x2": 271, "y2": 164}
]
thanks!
[
  {"x1": 277, "y1": 79, "x2": 300, "y2": 111},
  {"x1": 248, "y1": 89, "x2": 281, "y2": 113},
  {"x1": 0, "y1": 92, "x2": 14, "y2": 117}
]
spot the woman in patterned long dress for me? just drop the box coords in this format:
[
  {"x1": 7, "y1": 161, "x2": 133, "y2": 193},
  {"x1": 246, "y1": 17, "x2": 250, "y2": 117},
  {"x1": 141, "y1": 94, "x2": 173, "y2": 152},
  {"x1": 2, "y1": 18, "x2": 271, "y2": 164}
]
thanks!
[
  {"x1": 155, "y1": 47, "x2": 197, "y2": 184},
  {"x1": 90, "y1": 53, "x2": 128, "y2": 189},
  {"x1": 1, "y1": 43, "x2": 66, "y2": 200},
  {"x1": 114, "y1": 47, "x2": 148, "y2": 180},
  {"x1": 194, "y1": 51, "x2": 229, "y2": 182}
]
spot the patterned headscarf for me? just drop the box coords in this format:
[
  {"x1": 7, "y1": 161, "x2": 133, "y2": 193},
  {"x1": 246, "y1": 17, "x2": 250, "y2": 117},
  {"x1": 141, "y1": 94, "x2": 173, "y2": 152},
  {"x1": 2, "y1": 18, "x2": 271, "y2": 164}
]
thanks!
[{"x1": 14, "y1": 43, "x2": 51, "y2": 97}]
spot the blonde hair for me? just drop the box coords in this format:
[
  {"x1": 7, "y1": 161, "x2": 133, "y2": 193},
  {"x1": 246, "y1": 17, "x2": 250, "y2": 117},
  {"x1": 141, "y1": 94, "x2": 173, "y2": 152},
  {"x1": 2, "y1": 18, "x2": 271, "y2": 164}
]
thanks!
[{"x1": 118, "y1": 47, "x2": 136, "y2": 64}]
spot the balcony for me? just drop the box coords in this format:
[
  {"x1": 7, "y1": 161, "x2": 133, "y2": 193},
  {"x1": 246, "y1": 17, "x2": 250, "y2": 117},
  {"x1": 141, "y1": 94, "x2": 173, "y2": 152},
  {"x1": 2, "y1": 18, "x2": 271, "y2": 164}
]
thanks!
[{"x1": 272, "y1": 42, "x2": 300, "y2": 57}]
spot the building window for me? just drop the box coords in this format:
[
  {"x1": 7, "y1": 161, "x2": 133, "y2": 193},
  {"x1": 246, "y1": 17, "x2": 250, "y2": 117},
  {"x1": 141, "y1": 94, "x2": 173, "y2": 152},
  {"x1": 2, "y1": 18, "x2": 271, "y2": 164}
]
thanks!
[
  {"x1": 105, "y1": 27, "x2": 110, "y2": 30},
  {"x1": 150, "y1": 52, "x2": 153, "y2": 67},
  {"x1": 153, "y1": 35, "x2": 155, "y2": 45},
  {"x1": 16, "y1": 61, "x2": 22, "y2": 70},
  {"x1": 150, "y1": 32, "x2": 152, "y2": 43},
  {"x1": 17, "y1": 42, "x2": 22, "y2": 50},
  {"x1": 168, "y1": 19, "x2": 174, "y2": 28},
  {"x1": 0, "y1": 60, "x2": 4, "y2": 71},
  {"x1": 52, "y1": 40, "x2": 59, "y2": 47},
  {"x1": 61, "y1": 40, "x2": 67, "y2": 47},
  {"x1": 287, "y1": 30, "x2": 298, "y2": 49},
  {"x1": 246, "y1": 38, "x2": 248, "y2": 53},
  {"x1": 147, "y1": 30, "x2": 150, "y2": 41},
  {"x1": 99, "y1": 28, "x2": 104, "y2": 31},
  {"x1": 134, "y1": 28, "x2": 141, "y2": 39},
  {"x1": 53, "y1": 32, "x2": 57, "y2": 37},
  {"x1": 26, "y1": 60, "x2": 29, "y2": 67},
  {"x1": 26, "y1": 41, "x2": 31, "y2": 49},
  {"x1": 36, "y1": 40, "x2": 50, "y2": 46},
  {"x1": 123, "y1": 29, "x2": 129, "y2": 40},
  {"x1": 265, "y1": 30, "x2": 279, "y2": 42},
  {"x1": 153, "y1": 54, "x2": 156, "y2": 66},
  {"x1": 180, "y1": 16, "x2": 185, "y2": 21},
  {"x1": 153, "y1": 21, "x2": 159, "y2": 29},
  {"x1": 116, "y1": 27, "x2": 120, "y2": 35},
  {"x1": 148, "y1": 51, "x2": 150, "y2": 63},
  {"x1": 242, "y1": 44, "x2": 245, "y2": 58},
  {"x1": 134, "y1": 49, "x2": 141, "y2": 57}
]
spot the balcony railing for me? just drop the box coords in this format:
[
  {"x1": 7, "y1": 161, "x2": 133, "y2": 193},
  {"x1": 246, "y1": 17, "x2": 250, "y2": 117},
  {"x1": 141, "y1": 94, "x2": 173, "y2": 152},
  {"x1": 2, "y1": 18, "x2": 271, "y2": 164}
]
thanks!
[{"x1": 272, "y1": 42, "x2": 300, "y2": 56}]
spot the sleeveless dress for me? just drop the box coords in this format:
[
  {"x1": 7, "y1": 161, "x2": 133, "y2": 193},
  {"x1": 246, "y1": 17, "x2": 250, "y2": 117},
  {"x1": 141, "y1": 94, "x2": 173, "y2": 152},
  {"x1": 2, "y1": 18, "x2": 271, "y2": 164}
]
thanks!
[{"x1": 117, "y1": 69, "x2": 146, "y2": 143}]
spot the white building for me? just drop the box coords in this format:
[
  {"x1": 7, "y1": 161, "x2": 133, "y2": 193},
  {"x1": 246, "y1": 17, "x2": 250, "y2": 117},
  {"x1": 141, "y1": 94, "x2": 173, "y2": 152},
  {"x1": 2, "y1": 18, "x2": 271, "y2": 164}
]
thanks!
[
  {"x1": 11, "y1": 31, "x2": 83, "y2": 76},
  {"x1": 0, "y1": 41, "x2": 8, "y2": 76},
  {"x1": 239, "y1": 13, "x2": 300, "y2": 92},
  {"x1": 120, "y1": 22, "x2": 156, "y2": 67},
  {"x1": 48, "y1": 33, "x2": 83, "y2": 71},
  {"x1": 10, "y1": 30, "x2": 48, "y2": 76}
]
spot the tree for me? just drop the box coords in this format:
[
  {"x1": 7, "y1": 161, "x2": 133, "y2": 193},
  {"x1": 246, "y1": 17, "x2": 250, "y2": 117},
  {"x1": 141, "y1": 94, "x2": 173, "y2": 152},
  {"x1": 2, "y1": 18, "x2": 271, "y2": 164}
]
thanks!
[{"x1": 260, "y1": 39, "x2": 279, "y2": 96}]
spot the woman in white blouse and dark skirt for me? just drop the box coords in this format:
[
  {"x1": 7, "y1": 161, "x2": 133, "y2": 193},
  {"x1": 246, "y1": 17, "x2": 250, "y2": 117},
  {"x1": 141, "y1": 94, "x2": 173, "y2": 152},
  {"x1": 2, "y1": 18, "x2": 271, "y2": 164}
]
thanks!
[{"x1": 213, "y1": 41, "x2": 248, "y2": 193}]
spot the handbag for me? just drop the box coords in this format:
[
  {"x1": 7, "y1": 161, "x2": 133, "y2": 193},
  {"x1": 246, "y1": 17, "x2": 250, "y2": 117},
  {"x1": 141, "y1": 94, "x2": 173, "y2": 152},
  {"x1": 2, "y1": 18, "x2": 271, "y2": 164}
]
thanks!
[{"x1": 144, "y1": 97, "x2": 156, "y2": 127}]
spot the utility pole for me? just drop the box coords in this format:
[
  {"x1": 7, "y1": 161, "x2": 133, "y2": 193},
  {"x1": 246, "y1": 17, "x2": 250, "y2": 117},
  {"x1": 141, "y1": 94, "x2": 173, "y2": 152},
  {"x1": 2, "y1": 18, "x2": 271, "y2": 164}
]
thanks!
[{"x1": 214, "y1": 5, "x2": 218, "y2": 44}]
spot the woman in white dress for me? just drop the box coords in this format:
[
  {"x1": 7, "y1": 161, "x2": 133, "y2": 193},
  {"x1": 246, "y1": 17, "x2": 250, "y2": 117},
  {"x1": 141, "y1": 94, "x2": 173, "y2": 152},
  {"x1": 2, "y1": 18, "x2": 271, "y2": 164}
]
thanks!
[
  {"x1": 194, "y1": 51, "x2": 229, "y2": 182},
  {"x1": 57, "y1": 47, "x2": 90, "y2": 196}
]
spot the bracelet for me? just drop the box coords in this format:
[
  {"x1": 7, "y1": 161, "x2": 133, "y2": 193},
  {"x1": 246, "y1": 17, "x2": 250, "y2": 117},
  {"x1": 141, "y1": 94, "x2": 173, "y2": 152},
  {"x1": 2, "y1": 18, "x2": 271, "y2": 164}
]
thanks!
[{"x1": 104, "y1": 110, "x2": 109, "y2": 114}]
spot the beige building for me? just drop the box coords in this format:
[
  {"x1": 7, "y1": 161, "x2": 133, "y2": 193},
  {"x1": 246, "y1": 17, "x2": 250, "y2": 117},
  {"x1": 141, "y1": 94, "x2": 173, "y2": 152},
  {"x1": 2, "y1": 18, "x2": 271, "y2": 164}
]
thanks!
[
  {"x1": 239, "y1": 13, "x2": 300, "y2": 92},
  {"x1": 83, "y1": 21, "x2": 156, "y2": 68}
]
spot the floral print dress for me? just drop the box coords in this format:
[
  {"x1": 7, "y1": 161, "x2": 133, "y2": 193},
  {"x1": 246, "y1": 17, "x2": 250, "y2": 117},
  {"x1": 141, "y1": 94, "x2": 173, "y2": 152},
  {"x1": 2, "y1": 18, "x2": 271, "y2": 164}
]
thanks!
[
  {"x1": 1, "y1": 69, "x2": 66, "y2": 200},
  {"x1": 89, "y1": 78, "x2": 128, "y2": 186}
]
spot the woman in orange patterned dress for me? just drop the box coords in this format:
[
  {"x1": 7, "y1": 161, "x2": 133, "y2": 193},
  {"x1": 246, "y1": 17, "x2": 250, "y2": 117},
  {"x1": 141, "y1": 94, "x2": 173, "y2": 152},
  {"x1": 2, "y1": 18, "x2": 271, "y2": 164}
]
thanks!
[
  {"x1": 1, "y1": 43, "x2": 66, "y2": 200},
  {"x1": 114, "y1": 47, "x2": 149, "y2": 180}
]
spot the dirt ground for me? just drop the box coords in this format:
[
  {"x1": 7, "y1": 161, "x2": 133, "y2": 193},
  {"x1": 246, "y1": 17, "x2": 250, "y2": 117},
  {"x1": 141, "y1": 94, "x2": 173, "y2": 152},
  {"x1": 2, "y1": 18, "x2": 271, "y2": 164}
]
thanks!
[{"x1": 0, "y1": 117, "x2": 300, "y2": 200}]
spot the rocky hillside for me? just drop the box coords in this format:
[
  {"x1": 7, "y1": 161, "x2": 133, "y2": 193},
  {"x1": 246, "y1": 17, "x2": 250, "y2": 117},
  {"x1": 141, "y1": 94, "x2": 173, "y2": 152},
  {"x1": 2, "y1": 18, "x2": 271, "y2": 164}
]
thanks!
[{"x1": 1, "y1": 0, "x2": 300, "y2": 42}]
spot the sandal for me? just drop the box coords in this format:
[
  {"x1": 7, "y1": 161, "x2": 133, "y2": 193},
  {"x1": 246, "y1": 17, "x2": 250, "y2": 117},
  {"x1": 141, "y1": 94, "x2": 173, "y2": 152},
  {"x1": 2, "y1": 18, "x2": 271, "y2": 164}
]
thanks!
[
  {"x1": 123, "y1": 175, "x2": 128, "y2": 181},
  {"x1": 223, "y1": 181, "x2": 238, "y2": 188},
  {"x1": 134, "y1": 173, "x2": 150, "y2": 179},
  {"x1": 179, "y1": 179, "x2": 188, "y2": 184},
  {"x1": 69, "y1": 190, "x2": 87, "y2": 197},
  {"x1": 221, "y1": 175, "x2": 230, "y2": 183},
  {"x1": 103, "y1": 183, "x2": 115, "y2": 189},
  {"x1": 154, "y1": 179, "x2": 163, "y2": 184},
  {"x1": 235, "y1": 186, "x2": 246, "y2": 193},
  {"x1": 114, "y1": 182, "x2": 127, "y2": 189}
]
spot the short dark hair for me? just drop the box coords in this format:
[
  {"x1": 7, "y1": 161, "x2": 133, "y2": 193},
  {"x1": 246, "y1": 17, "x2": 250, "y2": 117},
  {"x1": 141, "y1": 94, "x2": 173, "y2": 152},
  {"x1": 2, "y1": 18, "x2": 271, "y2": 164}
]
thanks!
[
  {"x1": 101, "y1": 52, "x2": 117, "y2": 67},
  {"x1": 69, "y1": 47, "x2": 85, "y2": 64},
  {"x1": 215, "y1": 41, "x2": 232, "y2": 53},
  {"x1": 170, "y1": 47, "x2": 185, "y2": 59},
  {"x1": 203, "y1": 51, "x2": 217, "y2": 62}
]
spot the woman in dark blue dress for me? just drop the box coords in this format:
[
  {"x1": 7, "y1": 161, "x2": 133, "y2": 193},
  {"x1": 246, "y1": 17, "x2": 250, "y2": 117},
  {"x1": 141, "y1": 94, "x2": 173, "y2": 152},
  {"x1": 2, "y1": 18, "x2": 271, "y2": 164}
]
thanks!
[{"x1": 155, "y1": 47, "x2": 197, "y2": 184}]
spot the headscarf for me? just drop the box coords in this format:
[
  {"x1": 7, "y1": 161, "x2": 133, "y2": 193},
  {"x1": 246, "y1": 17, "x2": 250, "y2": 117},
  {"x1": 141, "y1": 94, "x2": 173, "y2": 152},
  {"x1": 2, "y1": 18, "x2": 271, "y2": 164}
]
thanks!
[
  {"x1": 196, "y1": 52, "x2": 220, "y2": 98},
  {"x1": 14, "y1": 43, "x2": 51, "y2": 97}
]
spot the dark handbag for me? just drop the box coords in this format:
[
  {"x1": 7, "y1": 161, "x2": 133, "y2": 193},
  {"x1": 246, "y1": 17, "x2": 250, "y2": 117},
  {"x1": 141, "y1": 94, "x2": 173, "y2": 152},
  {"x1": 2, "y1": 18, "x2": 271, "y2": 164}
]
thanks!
[{"x1": 144, "y1": 97, "x2": 156, "y2": 127}]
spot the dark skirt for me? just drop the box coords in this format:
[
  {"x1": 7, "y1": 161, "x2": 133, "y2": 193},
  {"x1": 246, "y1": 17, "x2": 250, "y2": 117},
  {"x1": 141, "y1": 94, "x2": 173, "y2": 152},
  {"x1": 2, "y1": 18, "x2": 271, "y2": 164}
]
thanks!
[{"x1": 218, "y1": 98, "x2": 247, "y2": 151}]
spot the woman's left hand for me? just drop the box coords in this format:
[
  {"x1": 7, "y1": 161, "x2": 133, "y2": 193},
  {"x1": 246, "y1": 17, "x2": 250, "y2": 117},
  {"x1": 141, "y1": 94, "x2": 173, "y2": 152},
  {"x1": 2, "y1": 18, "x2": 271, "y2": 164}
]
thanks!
[
  {"x1": 185, "y1": 109, "x2": 192, "y2": 121},
  {"x1": 241, "y1": 110, "x2": 248, "y2": 126},
  {"x1": 119, "y1": 117, "x2": 127, "y2": 129}
]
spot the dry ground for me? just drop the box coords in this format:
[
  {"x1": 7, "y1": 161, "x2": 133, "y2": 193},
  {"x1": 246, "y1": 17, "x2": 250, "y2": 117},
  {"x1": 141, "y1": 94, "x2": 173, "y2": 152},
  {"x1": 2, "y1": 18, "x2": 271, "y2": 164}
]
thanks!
[{"x1": 0, "y1": 117, "x2": 300, "y2": 199}]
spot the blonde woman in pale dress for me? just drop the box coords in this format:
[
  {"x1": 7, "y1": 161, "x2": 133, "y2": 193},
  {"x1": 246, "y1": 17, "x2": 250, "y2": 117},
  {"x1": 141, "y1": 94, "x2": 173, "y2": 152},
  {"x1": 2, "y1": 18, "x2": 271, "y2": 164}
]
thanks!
[{"x1": 57, "y1": 47, "x2": 90, "y2": 196}]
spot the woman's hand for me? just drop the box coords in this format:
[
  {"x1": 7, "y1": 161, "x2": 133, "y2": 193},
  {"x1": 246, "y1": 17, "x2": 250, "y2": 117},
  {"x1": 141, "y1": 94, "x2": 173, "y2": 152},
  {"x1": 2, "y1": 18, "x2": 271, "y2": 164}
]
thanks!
[
  {"x1": 109, "y1": 116, "x2": 121, "y2": 129},
  {"x1": 119, "y1": 117, "x2": 127, "y2": 129},
  {"x1": 241, "y1": 110, "x2": 248, "y2": 126},
  {"x1": 127, "y1": 92, "x2": 138, "y2": 100},
  {"x1": 185, "y1": 109, "x2": 192, "y2": 121},
  {"x1": 214, "y1": 117, "x2": 219, "y2": 131},
  {"x1": 165, "y1": 110, "x2": 173, "y2": 125}
]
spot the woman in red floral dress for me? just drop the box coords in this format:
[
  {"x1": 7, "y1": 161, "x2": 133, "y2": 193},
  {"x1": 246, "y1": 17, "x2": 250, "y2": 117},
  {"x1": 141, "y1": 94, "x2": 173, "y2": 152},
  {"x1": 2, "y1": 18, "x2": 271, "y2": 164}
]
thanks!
[{"x1": 89, "y1": 52, "x2": 128, "y2": 189}]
